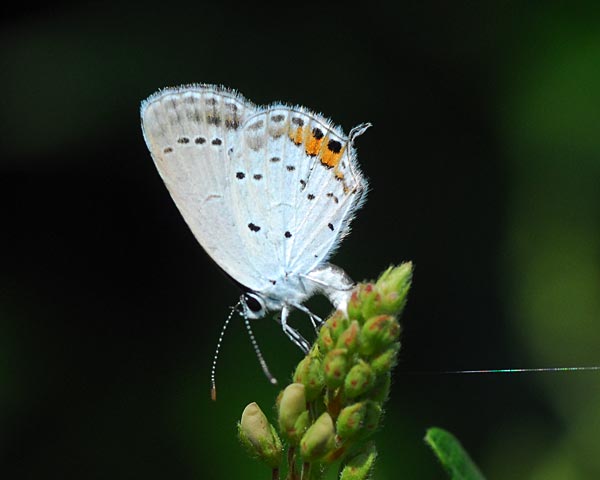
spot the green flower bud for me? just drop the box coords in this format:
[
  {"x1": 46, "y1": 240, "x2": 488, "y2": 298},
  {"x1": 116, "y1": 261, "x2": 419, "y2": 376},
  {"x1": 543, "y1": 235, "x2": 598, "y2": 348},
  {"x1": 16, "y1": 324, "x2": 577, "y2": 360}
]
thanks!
[
  {"x1": 359, "y1": 315, "x2": 400, "y2": 356},
  {"x1": 344, "y1": 360, "x2": 375, "y2": 398},
  {"x1": 339, "y1": 443, "x2": 377, "y2": 480},
  {"x1": 300, "y1": 412, "x2": 336, "y2": 462},
  {"x1": 293, "y1": 350, "x2": 324, "y2": 401},
  {"x1": 325, "y1": 310, "x2": 349, "y2": 342},
  {"x1": 278, "y1": 383, "x2": 307, "y2": 443},
  {"x1": 323, "y1": 348, "x2": 349, "y2": 389},
  {"x1": 347, "y1": 283, "x2": 380, "y2": 322},
  {"x1": 347, "y1": 289, "x2": 362, "y2": 321},
  {"x1": 361, "y1": 401, "x2": 382, "y2": 438},
  {"x1": 336, "y1": 402, "x2": 367, "y2": 441},
  {"x1": 238, "y1": 402, "x2": 282, "y2": 468},
  {"x1": 317, "y1": 324, "x2": 335, "y2": 352},
  {"x1": 336, "y1": 320, "x2": 361, "y2": 355},
  {"x1": 291, "y1": 410, "x2": 311, "y2": 445},
  {"x1": 368, "y1": 372, "x2": 391, "y2": 403},
  {"x1": 375, "y1": 262, "x2": 412, "y2": 315},
  {"x1": 370, "y1": 344, "x2": 400, "y2": 376}
]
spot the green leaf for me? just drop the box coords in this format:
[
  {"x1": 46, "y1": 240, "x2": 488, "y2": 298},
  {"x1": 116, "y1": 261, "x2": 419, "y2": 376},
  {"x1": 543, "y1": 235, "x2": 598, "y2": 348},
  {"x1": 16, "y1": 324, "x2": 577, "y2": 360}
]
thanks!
[{"x1": 424, "y1": 427, "x2": 486, "y2": 480}]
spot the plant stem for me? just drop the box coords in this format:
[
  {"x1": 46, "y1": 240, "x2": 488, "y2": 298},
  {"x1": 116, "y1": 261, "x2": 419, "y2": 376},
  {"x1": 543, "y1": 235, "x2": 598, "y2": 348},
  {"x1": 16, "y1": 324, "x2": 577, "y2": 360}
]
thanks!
[
  {"x1": 272, "y1": 468, "x2": 280, "y2": 480},
  {"x1": 287, "y1": 446, "x2": 298, "y2": 480},
  {"x1": 300, "y1": 462, "x2": 311, "y2": 480}
]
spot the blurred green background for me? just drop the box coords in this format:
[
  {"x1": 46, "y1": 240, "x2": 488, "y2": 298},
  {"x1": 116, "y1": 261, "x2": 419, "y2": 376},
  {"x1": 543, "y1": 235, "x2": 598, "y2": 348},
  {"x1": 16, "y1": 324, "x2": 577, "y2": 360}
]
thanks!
[{"x1": 2, "y1": 2, "x2": 599, "y2": 479}]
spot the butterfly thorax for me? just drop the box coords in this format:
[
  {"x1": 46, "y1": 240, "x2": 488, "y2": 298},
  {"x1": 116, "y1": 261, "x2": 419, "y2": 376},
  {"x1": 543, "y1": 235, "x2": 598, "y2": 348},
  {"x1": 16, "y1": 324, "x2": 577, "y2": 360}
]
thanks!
[
  {"x1": 242, "y1": 271, "x2": 317, "y2": 319},
  {"x1": 241, "y1": 263, "x2": 355, "y2": 320}
]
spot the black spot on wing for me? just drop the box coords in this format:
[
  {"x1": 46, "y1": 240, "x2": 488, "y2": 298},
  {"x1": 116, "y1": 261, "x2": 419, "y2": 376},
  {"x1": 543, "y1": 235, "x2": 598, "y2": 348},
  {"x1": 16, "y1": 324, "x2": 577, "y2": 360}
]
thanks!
[
  {"x1": 327, "y1": 139, "x2": 342, "y2": 153},
  {"x1": 207, "y1": 115, "x2": 221, "y2": 126},
  {"x1": 225, "y1": 118, "x2": 240, "y2": 130}
]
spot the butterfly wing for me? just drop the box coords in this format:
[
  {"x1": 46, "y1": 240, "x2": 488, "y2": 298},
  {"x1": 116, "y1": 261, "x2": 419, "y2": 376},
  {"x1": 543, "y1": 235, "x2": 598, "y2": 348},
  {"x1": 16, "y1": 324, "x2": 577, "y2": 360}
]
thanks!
[
  {"x1": 225, "y1": 105, "x2": 367, "y2": 289},
  {"x1": 141, "y1": 85, "x2": 265, "y2": 290},
  {"x1": 275, "y1": 110, "x2": 367, "y2": 274}
]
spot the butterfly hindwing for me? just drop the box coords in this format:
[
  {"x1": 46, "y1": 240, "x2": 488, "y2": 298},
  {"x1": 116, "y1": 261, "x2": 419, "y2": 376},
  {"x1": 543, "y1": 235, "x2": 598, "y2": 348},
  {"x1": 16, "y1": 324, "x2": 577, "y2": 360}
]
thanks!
[{"x1": 141, "y1": 85, "x2": 264, "y2": 289}]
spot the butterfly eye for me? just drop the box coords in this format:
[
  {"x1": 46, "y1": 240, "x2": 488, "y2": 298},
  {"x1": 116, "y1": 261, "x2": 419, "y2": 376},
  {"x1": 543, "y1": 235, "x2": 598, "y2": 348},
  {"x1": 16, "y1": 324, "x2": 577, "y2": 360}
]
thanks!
[{"x1": 244, "y1": 293, "x2": 264, "y2": 314}]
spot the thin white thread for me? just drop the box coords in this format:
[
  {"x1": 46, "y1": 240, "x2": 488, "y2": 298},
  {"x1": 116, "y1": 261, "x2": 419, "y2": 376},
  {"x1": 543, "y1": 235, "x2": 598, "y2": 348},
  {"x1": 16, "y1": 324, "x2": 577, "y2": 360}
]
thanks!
[
  {"x1": 404, "y1": 366, "x2": 600, "y2": 376},
  {"x1": 440, "y1": 366, "x2": 600, "y2": 374}
]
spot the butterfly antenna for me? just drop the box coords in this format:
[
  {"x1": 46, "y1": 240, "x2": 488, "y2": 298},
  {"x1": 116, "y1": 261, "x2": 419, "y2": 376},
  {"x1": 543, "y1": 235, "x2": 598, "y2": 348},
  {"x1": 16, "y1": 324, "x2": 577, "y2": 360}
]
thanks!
[
  {"x1": 210, "y1": 302, "x2": 239, "y2": 401},
  {"x1": 243, "y1": 315, "x2": 278, "y2": 386}
]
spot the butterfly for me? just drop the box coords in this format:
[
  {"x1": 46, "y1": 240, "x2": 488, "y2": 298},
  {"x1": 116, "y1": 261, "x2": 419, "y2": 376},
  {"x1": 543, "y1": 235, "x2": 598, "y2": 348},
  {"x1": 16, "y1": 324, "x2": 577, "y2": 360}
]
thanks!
[{"x1": 140, "y1": 84, "x2": 369, "y2": 383}]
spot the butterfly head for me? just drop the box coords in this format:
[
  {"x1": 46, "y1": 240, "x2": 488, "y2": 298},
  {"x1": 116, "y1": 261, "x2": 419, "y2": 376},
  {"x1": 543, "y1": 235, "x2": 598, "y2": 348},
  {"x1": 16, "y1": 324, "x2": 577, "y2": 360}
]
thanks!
[{"x1": 241, "y1": 291, "x2": 268, "y2": 319}]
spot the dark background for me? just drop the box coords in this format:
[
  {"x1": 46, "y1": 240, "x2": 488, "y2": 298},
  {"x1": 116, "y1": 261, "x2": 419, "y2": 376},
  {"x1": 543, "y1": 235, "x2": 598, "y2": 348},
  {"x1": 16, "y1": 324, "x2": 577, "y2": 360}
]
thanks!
[{"x1": 2, "y1": 2, "x2": 600, "y2": 479}]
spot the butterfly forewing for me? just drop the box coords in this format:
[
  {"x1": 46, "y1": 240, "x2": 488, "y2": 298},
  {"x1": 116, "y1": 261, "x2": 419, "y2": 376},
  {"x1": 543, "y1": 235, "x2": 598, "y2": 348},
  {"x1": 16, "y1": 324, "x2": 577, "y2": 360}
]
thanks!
[
  {"x1": 281, "y1": 114, "x2": 367, "y2": 272},
  {"x1": 226, "y1": 106, "x2": 367, "y2": 285}
]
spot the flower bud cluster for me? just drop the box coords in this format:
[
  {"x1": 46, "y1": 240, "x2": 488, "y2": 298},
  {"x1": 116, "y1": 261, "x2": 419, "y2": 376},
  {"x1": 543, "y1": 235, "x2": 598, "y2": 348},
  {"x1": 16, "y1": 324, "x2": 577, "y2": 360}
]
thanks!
[{"x1": 238, "y1": 263, "x2": 412, "y2": 479}]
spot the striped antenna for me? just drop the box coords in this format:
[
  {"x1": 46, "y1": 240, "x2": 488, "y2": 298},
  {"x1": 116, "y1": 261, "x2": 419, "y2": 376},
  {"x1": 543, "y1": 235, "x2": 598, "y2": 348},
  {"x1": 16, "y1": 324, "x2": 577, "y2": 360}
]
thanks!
[
  {"x1": 210, "y1": 301, "x2": 278, "y2": 401},
  {"x1": 210, "y1": 302, "x2": 239, "y2": 401},
  {"x1": 242, "y1": 315, "x2": 278, "y2": 386}
]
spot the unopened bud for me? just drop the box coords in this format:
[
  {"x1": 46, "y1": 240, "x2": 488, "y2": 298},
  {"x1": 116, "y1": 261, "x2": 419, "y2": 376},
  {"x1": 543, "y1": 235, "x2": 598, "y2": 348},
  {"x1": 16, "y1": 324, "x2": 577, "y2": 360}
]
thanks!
[
  {"x1": 300, "y1": 412, "x2": 336, "y2": 462},
  {"x1": 336, "y1": 402, "x2": 367, "y2": 441},
  {"x1": 347, "y1": 283, "x2": 380, "y2": 322},
  {"x1": 238, "y1": 402, "x2": 282, "y2": 468},
  {"x1": 339, "y1": 443, "x2": 377, "y2": 480},
  {"x1": 375, "y1": 263, "x2": 412, "y2": 315},
  {"x1": 336, "y1": 320, "x2": 361, "y2": 354},
  {"x1": 317, "y1": 324, "x2": 335, "y2": 352},
  {"x1": 370, "y1": 344, "x2": 400, "y2": 376},
  {"x1": 278, "y1": 383, "x2": 307, "y2": 444},
  {"x1": 344, "y1": 360, "x2": 375, "y2": 398},
  {"x1": 325, "y1": 310, "x2": 349, "y2": 342},
  {"x1": 293, "y1": 350, "x2": 324, "y2": 401},
  {"x1": 369, "y1": 372, "x2": 391, "y2": 403},
  {"x1": 361, "y1": 401, "x2": 382, "y2": 438},
  {"x1": 323, "y1": 348, "x2": 349, "y2": 389},
  {"x1": 359, "y1": 315, "x2": 400, "y2": 356},
  {"x1": 291, "y1": 410, "x2": 310, "y2": 445}
]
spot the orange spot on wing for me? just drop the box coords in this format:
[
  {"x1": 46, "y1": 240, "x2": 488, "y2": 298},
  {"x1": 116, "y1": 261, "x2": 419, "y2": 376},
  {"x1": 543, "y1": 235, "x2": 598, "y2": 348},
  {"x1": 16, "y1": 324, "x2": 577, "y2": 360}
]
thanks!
[
  {"x1": 289, "y1": 126, "x2": 304, "y2": 145},
  {"x1": 305, "y1": 135, "x2": 324, "y2": 156},
  {"x1": 320, "y1": 142, "x2": 345, "y2": 168}
]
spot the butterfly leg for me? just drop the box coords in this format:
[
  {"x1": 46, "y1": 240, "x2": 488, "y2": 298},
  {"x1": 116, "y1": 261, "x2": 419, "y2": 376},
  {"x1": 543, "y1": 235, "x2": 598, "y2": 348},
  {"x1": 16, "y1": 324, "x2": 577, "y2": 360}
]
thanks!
[
  {"x1": 293, "y1": 303, "x2": 323, "y2": 333},
  {"x1": 280, "y1": 305, "x2": 311, "y2": 354}
]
